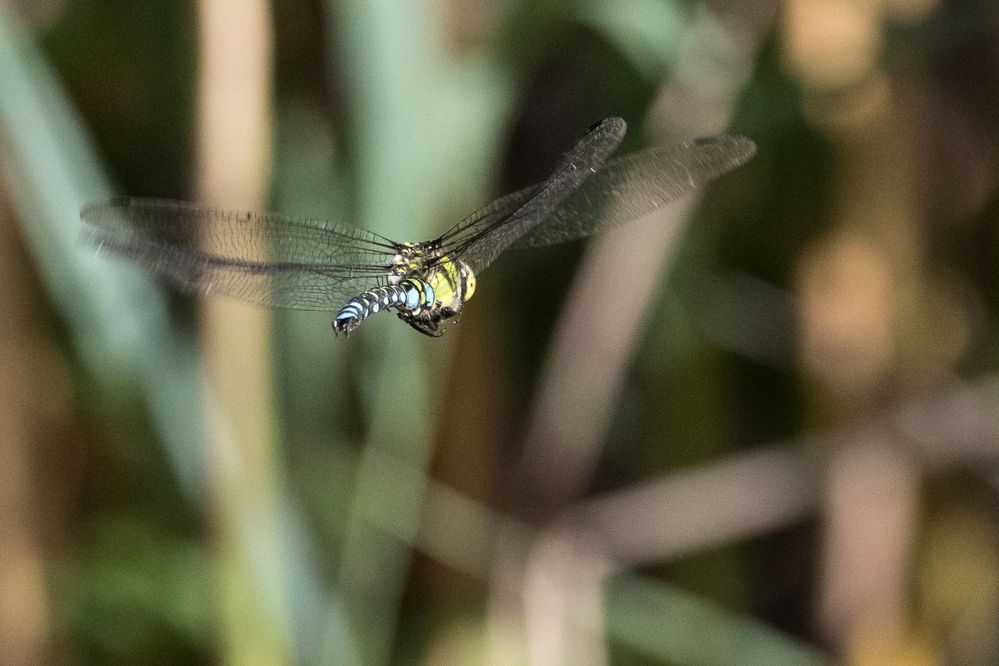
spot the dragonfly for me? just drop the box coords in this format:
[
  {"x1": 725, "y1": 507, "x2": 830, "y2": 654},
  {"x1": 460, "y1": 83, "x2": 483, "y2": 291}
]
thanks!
[{"x1": 80, "y1": 118, "x2": 756, "y2": 337}]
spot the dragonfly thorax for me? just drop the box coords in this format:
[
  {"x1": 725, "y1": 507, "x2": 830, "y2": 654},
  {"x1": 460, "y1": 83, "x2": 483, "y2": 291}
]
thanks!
[
  {"x1": 329, "y1": 242, "x2": 476, "y2": 337},
  {"x1": 388, "y1": 242, "x2": 435, "y2": 280},
  {"x1": 386, "y1": 243, "x2": 473, "y2": 306}
]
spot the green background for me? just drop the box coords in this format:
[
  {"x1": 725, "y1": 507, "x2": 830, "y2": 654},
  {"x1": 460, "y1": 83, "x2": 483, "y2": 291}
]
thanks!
[{"x1": 2, "y1": 0, "x2": 997, "y2": 663}]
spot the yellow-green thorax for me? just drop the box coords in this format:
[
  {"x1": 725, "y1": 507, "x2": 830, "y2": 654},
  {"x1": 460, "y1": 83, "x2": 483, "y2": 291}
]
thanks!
[
  {"x1": 389, "y1": 242, "x2": 476, "y2": 312},
  {"x1": 427, "y1": 254, "x2": 476, "y2": 309}
]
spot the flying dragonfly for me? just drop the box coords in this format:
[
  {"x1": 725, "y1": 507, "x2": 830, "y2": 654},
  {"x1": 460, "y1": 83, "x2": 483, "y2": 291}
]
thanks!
[{"x1": 80, "y1": 118, "x2": 756, "y2": 337}]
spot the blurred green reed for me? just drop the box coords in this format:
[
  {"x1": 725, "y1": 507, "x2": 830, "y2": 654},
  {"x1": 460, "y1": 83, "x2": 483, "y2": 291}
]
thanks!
[
  {"x1": 9, "y1": 0, "x2": 999, "y2": 664},
  {"x1": 0, "y1": 1, "x2": 820, "y2": 663}
]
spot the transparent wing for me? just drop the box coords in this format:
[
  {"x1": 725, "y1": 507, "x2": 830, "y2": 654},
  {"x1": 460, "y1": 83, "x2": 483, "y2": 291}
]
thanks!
[
  {"x1": 437, "y1": 126, "x2": 756, "y2": 275},
  {"x1": 437, "y1": 117, "x2": 627, "y2": 274},
  {"x1": 513, "y1": 134, "x2": 757, "y2": 248},
  {"x1": 81, "y1": 129, "x2": 757, "y2": 311},
  {"x1": 80, "y1": 197, "x2": 400, "y2": 311}
]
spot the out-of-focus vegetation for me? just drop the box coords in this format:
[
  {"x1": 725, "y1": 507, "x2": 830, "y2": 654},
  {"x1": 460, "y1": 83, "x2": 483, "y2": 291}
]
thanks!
[{"x1": 2, "y1": 0, "x2": 998, "y2": 663}]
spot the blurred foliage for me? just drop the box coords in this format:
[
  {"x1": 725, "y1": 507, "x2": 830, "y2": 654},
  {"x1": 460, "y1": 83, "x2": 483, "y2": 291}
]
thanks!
[{"x1": 2, "y1": 0, "x2": 999, "y2": 664}]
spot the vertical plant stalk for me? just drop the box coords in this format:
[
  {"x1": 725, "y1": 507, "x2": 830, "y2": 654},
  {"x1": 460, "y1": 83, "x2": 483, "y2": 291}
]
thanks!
[
  {"x1": 195, "y1": 1, "x2": 288, "y2": 663},
  {"x1": 497, "y1": 4, "x2": 776, "y2": 662},
  {"x1": 323, "y1": 0, "x2": 458, "y2": 662},
  {"x1": 0, "y1": 202, "x2": 53, "y2": 665},
  {"x1": 0, "y1": 6, "x2": 356, "y2": 661},
  {"x1": 0, "y1": 0, "x2": 205, "y2": 501},
  {"x1": 784, "y1": 0, "x2": 929, "y2": 652}
]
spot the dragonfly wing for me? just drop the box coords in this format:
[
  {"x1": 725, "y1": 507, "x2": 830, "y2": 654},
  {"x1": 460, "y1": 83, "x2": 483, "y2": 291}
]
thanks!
[
  {"x1": 438, "y1": 117, "x2": 627, "y2": 274},
  {"x1": 512, "y1": 134, "x2": 757, "y2": 248},
  {"x1": 80, "y1": 197, "x2": 398, "y2": 311}
]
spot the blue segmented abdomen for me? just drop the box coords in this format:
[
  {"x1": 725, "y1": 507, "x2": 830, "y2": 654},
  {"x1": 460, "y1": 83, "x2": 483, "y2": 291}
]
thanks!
[{"x1": 333, "y1": 278, "x2": 434, "y2": 332}]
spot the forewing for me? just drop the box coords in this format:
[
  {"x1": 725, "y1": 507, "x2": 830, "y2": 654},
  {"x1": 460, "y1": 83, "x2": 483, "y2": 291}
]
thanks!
[
  {"x1": 513, "y1": 135, "x2": 757, "y2": 248},
  {"x1": 438, "y1": 118, "x2": 627, "y2": 274},
  {"x1": 80, "y1": 197, "x2": 398, "y2": 311}
]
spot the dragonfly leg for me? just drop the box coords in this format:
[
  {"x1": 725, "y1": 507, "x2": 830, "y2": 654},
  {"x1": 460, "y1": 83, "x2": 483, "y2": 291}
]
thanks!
[
  {"x1": 401, "y1": 315, "x2": 445, "y2": 337},
  {"x1": 398, "y1": 305, "x2": 459, "y2": 337}
]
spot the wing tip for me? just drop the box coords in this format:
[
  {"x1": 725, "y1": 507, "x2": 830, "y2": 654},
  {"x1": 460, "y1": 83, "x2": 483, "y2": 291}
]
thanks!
[
  {"x1": 695, "y1": 134, "x2": 758, "y2": 166},
  {"x1": 584, "y1": 117, "x2": 628, "y2": 145}
]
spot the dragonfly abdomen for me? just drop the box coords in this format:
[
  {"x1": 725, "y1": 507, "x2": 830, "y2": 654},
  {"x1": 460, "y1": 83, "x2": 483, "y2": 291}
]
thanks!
[{"x1": 333, "y1": 278, "x2": 434, "y2": 335}]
